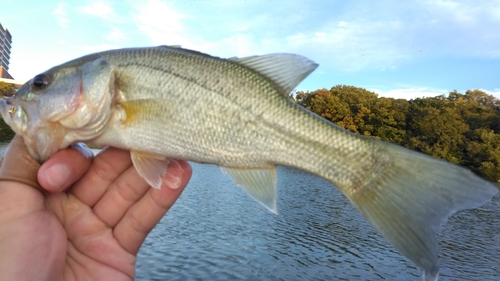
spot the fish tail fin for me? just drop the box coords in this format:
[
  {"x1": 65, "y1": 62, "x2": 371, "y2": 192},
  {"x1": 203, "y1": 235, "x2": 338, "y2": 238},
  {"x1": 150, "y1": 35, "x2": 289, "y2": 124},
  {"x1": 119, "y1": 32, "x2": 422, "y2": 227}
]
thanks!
[{"x1": 342, "y1": 141, "x2": 498, "y2": 280}]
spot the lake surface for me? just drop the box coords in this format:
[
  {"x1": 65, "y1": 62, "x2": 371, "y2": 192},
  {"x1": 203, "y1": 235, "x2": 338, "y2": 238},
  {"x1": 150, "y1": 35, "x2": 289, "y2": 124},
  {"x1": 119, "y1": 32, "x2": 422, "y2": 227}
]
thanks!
[
  {"x1": 0, "y1": 146, "x2": 498, "y2": 280},
  {"x1": 134, "y1": 163, "x2": 499, "y2": 281}
]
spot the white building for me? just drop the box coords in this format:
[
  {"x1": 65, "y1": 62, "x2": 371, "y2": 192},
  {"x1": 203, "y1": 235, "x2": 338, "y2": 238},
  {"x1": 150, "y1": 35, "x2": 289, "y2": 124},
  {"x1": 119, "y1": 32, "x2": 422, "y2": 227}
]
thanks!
[{"x1": 0, "y1": 22, "x2": 13, "y2": 79}]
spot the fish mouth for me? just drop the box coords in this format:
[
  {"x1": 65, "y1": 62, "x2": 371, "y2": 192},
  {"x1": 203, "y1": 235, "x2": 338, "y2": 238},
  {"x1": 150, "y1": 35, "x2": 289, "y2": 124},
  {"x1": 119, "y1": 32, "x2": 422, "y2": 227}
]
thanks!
[
  {"x1": 0, "y1": 97, "x2": 28, "y2": 135},
  {"x1": 0, "y1": 97, "x2": 60, "y2": 162},
  {"x1": 0, "y1": 98, "x2": 16, "y2": 129}
]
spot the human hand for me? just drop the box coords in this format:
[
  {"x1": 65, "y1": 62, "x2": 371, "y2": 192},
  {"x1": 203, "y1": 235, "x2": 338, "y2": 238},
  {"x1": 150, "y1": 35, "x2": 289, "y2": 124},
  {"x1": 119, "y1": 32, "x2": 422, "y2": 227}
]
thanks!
[{"x1": 0, "y1": 135, "x2": 192, "y2": 281}]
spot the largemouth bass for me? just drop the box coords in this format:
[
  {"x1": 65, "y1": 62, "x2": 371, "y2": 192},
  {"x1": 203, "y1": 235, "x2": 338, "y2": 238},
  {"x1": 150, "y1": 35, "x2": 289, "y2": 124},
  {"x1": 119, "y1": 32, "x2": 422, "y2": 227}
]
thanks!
[{"x1": 0, "y1": 46, "x2": 497, "y2": 281}]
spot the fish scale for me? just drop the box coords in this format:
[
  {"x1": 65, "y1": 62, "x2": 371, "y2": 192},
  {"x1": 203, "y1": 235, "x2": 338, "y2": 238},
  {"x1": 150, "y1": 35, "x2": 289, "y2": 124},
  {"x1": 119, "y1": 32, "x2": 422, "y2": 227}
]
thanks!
[{"x1": 0, "y1": 46, "x2": 497, "y2": 281}]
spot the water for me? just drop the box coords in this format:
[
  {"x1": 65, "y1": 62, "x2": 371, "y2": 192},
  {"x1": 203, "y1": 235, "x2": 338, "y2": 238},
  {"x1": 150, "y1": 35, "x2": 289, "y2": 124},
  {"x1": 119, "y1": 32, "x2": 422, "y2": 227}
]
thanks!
[
  {"x1": 0, "y1": 146, "x2": 498, "y2": 280},
  {"x1": 134, "y1": 163, "x2": 499, "y2": 281}
]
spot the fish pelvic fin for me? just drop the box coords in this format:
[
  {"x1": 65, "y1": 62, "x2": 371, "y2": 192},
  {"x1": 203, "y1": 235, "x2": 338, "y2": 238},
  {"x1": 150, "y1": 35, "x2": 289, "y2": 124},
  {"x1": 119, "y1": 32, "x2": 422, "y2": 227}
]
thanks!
[
  {"x1": 221, "y1": 167, "x2": 278, "y2": 214},
  {"x1": 229, "y1": 54, "x2": 318, "y2": 96},
  {"x1": 131, "y1": 150, "x2": 181, "y2": 189},
  {"x1": 342, "y1": 141, "x2": 498, "y2": 280}
]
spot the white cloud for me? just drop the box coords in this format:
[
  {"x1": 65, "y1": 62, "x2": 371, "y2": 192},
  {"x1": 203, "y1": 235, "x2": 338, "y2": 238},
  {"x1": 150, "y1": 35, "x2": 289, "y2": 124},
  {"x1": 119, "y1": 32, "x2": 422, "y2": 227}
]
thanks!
[
  {"x1": 107, "y1": 27, "x2": 124, "y2": 41},
  {"x1": 373, "y1": 87, "x2": 448, "y2": 99},
  {"x1": 285, "y1": 20, "x2": 411, "y2": 72},
  {"x1": 43, "y1": 0, "x2": 500, "y2": 83},
  {"x1": 373, "y1": 87, "x2": 500, "y2": 100},
  {"x1": 128, "y1": 0, "x2": 499, "y2": 72},
  {"x1": 421, "y1": 1, "x2": 500, "y2": 58},
  {"x1": 482, "y1": 89, "x2": 500, "y2": 99},
  {"x1": 7, "y1": 0, "x2": 499, "y2": 93},
  {"x1": 52, "y1": 2, "x2": 69, "y2": 28},
  {"x1": 80, "y1": 44, "x2": 120, "y2": 52},
  {"x1": 426, "y1": 0, "x2": 500, "y2": 26},
  {"x1": 80, "y1": 2, "x2": 115, "y2": 19},
  {"x1": 133, "y1": 0, "x2": 190, "y2": 46}
]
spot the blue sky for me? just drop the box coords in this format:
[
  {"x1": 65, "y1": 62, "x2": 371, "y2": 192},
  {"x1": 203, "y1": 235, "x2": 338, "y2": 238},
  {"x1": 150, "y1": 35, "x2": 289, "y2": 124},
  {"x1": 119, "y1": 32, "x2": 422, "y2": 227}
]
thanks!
[{"x1": 1, "y1": 0, "x2": 499, "y2": 99}]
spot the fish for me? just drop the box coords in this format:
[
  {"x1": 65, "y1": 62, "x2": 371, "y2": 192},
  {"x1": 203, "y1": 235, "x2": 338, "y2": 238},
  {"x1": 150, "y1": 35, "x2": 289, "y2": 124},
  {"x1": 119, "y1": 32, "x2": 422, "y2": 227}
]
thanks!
[{"x1": 0, "y1": 46, "x2": 497, "y2": 281}]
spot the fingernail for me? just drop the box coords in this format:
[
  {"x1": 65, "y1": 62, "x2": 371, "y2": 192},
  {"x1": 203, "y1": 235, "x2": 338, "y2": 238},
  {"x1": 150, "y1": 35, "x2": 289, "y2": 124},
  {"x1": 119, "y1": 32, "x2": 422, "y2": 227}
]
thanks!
[
  {"x1": 164, "y1": 175, "x2": 182, "y2": 189},
  {"x1": 163, "y1": 160, "x2": 183, "y2": 189},
  {"x1": 42, "y1": 163, "x2": 71, "y2": 189}
]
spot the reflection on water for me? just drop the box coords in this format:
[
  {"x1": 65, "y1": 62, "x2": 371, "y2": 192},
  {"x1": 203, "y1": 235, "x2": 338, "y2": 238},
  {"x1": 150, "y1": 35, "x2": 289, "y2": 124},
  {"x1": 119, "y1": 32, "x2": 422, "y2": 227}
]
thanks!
[{"x1": 135, "y1": 163, "x2": 500, "y2": 281}]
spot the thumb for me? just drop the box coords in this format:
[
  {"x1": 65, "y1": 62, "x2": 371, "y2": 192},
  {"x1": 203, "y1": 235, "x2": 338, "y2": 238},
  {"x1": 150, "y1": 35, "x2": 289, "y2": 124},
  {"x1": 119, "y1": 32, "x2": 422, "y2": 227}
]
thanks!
[{"x1": 0, "y1": 135, "x2": 42, "y2": 190}]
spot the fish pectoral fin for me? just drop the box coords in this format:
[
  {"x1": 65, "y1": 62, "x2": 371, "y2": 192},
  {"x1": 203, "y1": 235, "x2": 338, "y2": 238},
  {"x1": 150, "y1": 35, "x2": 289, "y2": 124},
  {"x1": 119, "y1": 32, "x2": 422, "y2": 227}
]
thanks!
[
  {"x1": 221, "y1": 167, "x2": 278, "y2": 214},
  {"x1": 131, "y1": 150, "x2": 179, "y2": 189}
]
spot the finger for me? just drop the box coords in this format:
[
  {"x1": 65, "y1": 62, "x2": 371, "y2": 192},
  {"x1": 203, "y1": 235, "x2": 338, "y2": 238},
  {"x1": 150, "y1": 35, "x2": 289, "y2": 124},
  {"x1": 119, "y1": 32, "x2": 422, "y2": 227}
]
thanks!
[
  {"x1": 92, "y1": 165, "x2": 150, "y2": 228},
  {"x1": 70, "y1": 147, "x2": 133, "y2": 207},
  {"x1": 38, "y1": 143, "x2": 94, "y2": 192},
  {"x1": 0, "y1": 135, "x2": 41, "y2": 190},
  {"x1": 113, "y1": 160, "x2": 192, "y2": 255}
]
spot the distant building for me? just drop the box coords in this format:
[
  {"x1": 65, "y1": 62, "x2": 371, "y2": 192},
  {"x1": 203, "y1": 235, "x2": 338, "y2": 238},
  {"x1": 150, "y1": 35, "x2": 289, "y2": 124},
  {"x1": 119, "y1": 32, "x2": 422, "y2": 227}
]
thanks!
[{"x1": 0, "y1": 22, "x2": 13, "y2": 79}]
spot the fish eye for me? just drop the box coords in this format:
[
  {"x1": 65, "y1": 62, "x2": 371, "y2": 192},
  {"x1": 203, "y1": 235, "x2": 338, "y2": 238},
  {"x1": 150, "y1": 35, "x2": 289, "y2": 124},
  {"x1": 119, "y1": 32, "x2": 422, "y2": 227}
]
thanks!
[{"x1": 31, "y1": 74, "x2": 50, "y2": 91}]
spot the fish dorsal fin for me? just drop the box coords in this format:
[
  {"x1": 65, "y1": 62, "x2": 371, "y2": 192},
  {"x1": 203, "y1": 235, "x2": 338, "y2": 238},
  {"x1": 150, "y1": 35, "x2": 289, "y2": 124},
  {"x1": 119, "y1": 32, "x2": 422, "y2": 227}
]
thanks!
[
  {"x1": 161, "y1": 45, "x2": 182, "y2": 48},
  {"x1": 229, "y1": 54, "x2": 318, "y2": 96},
  {"x1": 221, "y1": 167, "x2": 278, "y2": 214},
  {"x1": 158, "y1": 45, "x2": 221, "y2": 60},
  {"x1": 131, "y1": 150, "x2": 178, "y2": 189}
]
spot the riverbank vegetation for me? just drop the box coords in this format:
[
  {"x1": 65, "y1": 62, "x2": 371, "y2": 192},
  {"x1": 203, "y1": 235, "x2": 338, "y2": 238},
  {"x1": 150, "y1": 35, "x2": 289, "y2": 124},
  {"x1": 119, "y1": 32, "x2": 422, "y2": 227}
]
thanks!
[
  {"x1": 292, "y1": 86, "x2": 500, "y2": 182},
  {"x1": 0, "y1": 82, "x2": 16, "y2": 141},
  {"x1": 1, "y1": 81, "x2": 498, "y2": 181},
  {"x1": 0, "y1": 81, "x2": 16, "y2": 97}
]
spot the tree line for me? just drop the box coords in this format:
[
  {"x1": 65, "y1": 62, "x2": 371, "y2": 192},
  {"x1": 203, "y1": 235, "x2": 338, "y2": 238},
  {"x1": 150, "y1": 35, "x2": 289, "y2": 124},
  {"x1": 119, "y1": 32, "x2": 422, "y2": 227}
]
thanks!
[
  {"x1": 0, "y1": 81, "x2": 499, "y2": 181},
  {"x1": 0, "y1": 82, "x2": 16, "y2": 142},
  {"x1": 292, "y1": 85, "x2": 500, "y2": 182},
  {"x1": 0, "y1": 81, "x2": 16, "y2": 97}
]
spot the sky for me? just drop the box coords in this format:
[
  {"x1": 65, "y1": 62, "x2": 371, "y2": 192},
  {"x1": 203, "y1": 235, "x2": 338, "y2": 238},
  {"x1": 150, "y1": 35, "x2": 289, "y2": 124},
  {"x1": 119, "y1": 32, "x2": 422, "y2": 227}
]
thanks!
[{"x1": 1, "y1": 0, "x2": 499, "y2": 99}]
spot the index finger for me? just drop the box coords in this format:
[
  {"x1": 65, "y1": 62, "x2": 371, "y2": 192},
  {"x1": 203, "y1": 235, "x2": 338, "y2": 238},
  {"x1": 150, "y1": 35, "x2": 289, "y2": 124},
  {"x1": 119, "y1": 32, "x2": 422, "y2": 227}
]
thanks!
[{"x1": 69, "y1": 146, "x2": 134, "y2": 207}]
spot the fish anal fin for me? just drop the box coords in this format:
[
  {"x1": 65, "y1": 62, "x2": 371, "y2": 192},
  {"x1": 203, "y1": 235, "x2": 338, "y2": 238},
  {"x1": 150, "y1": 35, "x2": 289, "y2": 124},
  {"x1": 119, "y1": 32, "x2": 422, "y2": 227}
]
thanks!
[
  {"x1": 131, "y1": 150, "x2": 180, "y2": 189},
  {"x1": 229, "y1": 54, "x2": 318, "y2": 96},
  {"x1": 221, "y1": 167, "x2": 278, "y2": 214}
]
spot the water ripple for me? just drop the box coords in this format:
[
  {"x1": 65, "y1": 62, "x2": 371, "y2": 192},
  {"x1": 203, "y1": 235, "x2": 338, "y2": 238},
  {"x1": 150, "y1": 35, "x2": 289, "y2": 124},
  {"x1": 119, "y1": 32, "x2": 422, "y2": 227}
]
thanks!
[{"x1": 133, "y1": 164, "x2": 499, "y2": 280}]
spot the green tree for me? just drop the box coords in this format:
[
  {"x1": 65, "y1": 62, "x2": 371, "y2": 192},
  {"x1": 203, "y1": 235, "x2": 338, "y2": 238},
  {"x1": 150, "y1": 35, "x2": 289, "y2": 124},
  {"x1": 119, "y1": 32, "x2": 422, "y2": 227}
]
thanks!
[
  {"x1": 293, "y1": 86, "x2": 500, "y2": 181},
  {"x1": 0, "y1": 81, "x2": 16, "y2": 97},
  {"x1": 451, "y1": 89, "x2": 499, "y2": 132},
  {"x1": 328, "y1": 85, "x2": 378, "y2": 136},
  {"x1": 406, "y1": 96, "x2": 469, "y2": 164},
  {"x1": 295, "y1": 88, "x2": 355, "y2": 131},
  {"x1": 368, "y1": 97, "x2": 409, "y2": 144},
  {"x1": 0, "y1": 81, "x2": 16, "y2": 141},
  {"x1": 0, "y1": 117, "x2": 15, "y2": 142},
  {"x1": 464, "y1": 128, "x2": 500, "y2": 182}
]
